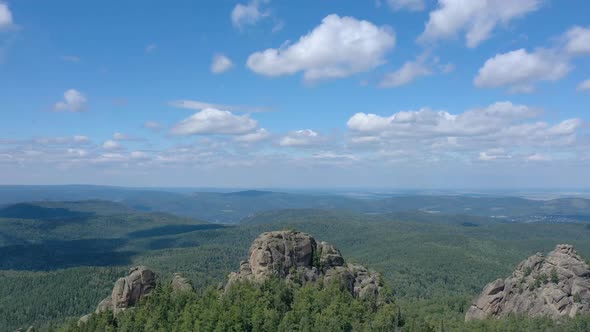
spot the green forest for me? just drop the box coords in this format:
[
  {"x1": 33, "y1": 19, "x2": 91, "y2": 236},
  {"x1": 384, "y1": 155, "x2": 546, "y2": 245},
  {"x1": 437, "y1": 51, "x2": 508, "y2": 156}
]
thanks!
[{"x1": 1, "y1": 201, "x2": 590, "y2": 331}]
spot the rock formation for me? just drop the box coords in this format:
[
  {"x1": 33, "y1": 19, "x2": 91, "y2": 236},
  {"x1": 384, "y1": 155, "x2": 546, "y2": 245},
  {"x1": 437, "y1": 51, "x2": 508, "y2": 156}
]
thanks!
[
  {"x1": 79, "y1": 266, "x2": 156, "y2": 325},
  {"x1": 227, "y1": 230, "x2": 383, "y2": 301},
  {"x1": 171, "y1": 273, "x2": 194, "y2": 293},
  {"x1": 466, "y1": 244, "x2": 590, "y2": 321}
]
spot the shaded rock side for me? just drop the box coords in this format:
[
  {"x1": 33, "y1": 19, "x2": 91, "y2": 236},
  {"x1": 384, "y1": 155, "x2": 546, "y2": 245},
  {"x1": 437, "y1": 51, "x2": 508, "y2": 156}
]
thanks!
[
  {"x1": 466, "y1": 244, "x2": 590, "y2": 321},
  {"x1": 79, "y1": 266, "x2": 156, "y2": 325},
  {"x1": 227, "y1": 230, "x2": 383, "y2": 301}
]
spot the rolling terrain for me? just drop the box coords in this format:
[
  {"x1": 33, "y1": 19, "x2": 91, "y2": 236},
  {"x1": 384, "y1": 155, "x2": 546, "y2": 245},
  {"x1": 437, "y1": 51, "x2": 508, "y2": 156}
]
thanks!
[{"x1": 1, "y1": 195, "x2": 590, "y2": 330}]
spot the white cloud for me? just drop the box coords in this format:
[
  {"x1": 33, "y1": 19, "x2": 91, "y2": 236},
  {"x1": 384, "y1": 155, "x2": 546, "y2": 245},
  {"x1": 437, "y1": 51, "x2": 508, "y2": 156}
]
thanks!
[
  {"x1": 34, "y1": 136, "x2": 90, "y2": 145},
  {"x1": 279, "y1": 129, "x2": 323, "y2": 147},
  {"x1": 418, "y1": 0, "x2": 541, "y2": 48},
  {"x1": 67, "y1": 148, "x2": 88, "y2": 157},
  {"x1": 478, "y1": 148, "x2": 511, "y2": 161},
  {"x1": 113, "y1": 133, "x2": 130, "y2": 141},
  {"x1": 247, "y1": 14, "x2": 396, "y2": 81},
  {"x1": 54, "y1": 89, "x2": 88, "y2": 112},
  {"x1": 347, "y1": 101, "x2": 581, "y2": 143},
  {"x1": 73, "y1": 135, "x2": 90, "y2": 143},
  {"x1": 130, "y1": 151, "x2": 148, "y2": 160},
  {"x1": 235, "y1": 128, "x2": 271, "y2": 143},
  {"x1": 387, "y1": 0, "x2": 425, "y2": 11},
  {"x1": 474, "y1": 49, "x2": 570, "y2": 92},
  {"x1": 144, "y1": 121, "x2": 162, "y2": 130},
  {"x1": 231, "y1": 0, "x2": 269, "y2": 29},
  {"x1": 169, "y1": 100, "x2": 272, "y2": 113},
  {"x1": 102, "y1": 140, "x2": 121, "y2": 150},
  {"x1": 171, "y1": 108, "x2": 258, "y2": 136},
  {"x1": 577, "y1": 79, "x2": 590, "y2": 93},
  {"x1": 564, "y1": 26, "x2": 590, "y2": 56},
  {"x1": 211, "y1": 54, "x2": 234, "y2": 74},
  {"x1": 380, "y1": 57, "x2": 431, "y2": 87},
  {"x1": 527, "y1": 153, "x2": 552, "y2": 162},
  {"x1": 145, "y1": 44, "x2": 157, "y2": 53},
  {"x1": 0, "y1": 1, "x2": 13, "y2": 30}
]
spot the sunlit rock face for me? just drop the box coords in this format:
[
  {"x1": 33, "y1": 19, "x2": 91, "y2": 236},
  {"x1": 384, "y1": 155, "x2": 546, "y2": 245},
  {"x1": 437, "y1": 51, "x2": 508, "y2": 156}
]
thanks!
[
  {"x1": 466, "y1": 244, "x2": 590, "y2": 321},
  {"x1": 227, "y1": 230, "x2": 383, "y2": 301}
]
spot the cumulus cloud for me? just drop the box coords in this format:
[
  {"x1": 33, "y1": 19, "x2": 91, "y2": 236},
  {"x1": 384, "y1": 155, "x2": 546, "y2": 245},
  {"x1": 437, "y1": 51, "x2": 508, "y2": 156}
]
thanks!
[
  {"x1": 247, "y1": 14, "x2": 396, "y2": 81},
  {"x1": 280, "y1": 129, "x2": 323, "y2": 147},
  {"x1": 54, "y1": 89, "x2": 88, "y2": 112},
  {"x1": 235, "y1": 128, "x2": 271, "y2": 143},
  {"x1": 418, "y1": 0, "x2": 541, "y2": 48},
  {"x1": 478, "y1": 148, "x2": 511, "y2": 161},
  {"x1": 387, "y1": 0, "x2": 425, "y2": 11},
  {"x1": 347, "y1": 102, "x2": 582, "y2": 150},
  {"x1": 380, "y1": 55, "x2": 432, "y2": 87},
  {"x1": 474, "y1": 49, "x2": 570, "y2": 93},
  {"x1": 211, "y1": 54, "x2": 234, "y2": 74},
  {"x1": 171, "y1": 108, "x2": 258, "y2": 136},
  {"x1": 564, "y1": 26, "x2": 590, "y2": 56},
  {"x1": 527, "y1": 153, "x2": 552, "y2": 162},
  {"x1": 169, "y1": 100, "x2": 272, "y2": 113},
  {"x1": 0, "y1": 1, "x2": 13, "y2": 30},
  {"x1": 102, "y1": 140, "x2": 121, "y2": 150},
  {"x1": 231, "y1": 0, "x2": 269, "y2": 29},
  {"x1": 113, "y1": 133, "x2": 134, "y2": 141},
  {"x1": 67, "y1": 148, "x2": 88, "y2": 157},
  {"x1": 577, "y1": 79, "x2": 590, "y2": 93}
]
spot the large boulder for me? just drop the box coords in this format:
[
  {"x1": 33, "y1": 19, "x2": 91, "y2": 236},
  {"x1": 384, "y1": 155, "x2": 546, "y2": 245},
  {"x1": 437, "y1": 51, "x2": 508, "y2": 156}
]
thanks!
[
  {"x1": 79, "y1": 266, "x2": 156, "y2": 325},
  {"x1": 466, "y1": 244, "x2": 590, "y2": 321},
  {"x1": 227, "y1": 231, "x2": 383, "y2": 301},
  {"x1": 171, "y1": 273, "x2": 194, "y2": 293}
]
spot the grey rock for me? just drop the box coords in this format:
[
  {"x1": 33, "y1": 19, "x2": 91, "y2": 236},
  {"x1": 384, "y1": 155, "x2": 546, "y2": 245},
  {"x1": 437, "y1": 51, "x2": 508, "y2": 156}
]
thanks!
[
  {"x1": 466, "y1": 244, "x2": 590, "y2": 321},
  {"x1": 227, "y1": 230, "x2": 383, "y2": 301},
  {"x1": 171, "y1": 273, "x2": 194, "y2": 293},
  {"x1": 110, "y1": 266, "x2": 156, "y2": 314},
  {"x1": 78, "y1": 266, "x2": 157, "y2": 325}
]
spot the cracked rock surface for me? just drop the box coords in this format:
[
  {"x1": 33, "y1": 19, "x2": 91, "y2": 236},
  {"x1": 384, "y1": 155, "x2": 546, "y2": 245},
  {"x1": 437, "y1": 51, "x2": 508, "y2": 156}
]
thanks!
[
  {"x1": 466, "y1": 244, "x2": 590, "y2": 321},
  {"x1": 227, "y1": 230, "x2": 383, "y2": 301}
]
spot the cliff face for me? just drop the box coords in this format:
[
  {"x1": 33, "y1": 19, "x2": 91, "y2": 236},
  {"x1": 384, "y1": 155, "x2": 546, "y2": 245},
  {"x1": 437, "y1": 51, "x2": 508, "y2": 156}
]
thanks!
[
  {"x1": 227, "y1": 230, "x2": 384, "y2": 301},
  {"x1": 79, "y1": 266, "x2": 157, "y2": 325},
  {"x1": 466, "y1": 244, "x2": 590, "y2": 321}
]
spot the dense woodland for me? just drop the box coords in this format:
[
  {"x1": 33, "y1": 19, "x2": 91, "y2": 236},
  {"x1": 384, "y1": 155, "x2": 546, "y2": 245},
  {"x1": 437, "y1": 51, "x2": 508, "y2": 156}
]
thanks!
[{"x1": 1, "y1": 200, "x2": 590, "y2": 331}]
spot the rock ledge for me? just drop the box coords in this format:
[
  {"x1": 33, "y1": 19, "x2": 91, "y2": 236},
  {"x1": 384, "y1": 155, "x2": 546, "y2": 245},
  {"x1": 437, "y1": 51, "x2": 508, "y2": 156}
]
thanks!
[{"x1": 466, "y1": 244, "x2": 590, "y2": 321}]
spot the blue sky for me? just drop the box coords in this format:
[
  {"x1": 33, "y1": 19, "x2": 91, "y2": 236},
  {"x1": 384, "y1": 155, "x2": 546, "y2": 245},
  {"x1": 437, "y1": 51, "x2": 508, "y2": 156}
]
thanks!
[{"x1": 0, "y1": 0, "x2": 589, "y2": 188}]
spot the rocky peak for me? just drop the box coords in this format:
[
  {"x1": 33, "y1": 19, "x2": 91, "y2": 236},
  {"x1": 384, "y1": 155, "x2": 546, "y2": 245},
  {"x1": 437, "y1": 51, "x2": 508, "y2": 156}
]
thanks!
[
  {"x1": 79, "y1": 266, "x2": 156, "y2": 325},
  {"x1": 466, "y1": 244, "x2": 590, "y2": 321},
  {"x1": 227, "y1": 230, "x2": 383, "y2": 301}
]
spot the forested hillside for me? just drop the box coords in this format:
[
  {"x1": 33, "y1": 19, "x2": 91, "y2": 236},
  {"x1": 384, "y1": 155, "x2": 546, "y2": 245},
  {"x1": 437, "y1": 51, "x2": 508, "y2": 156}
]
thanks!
[{"x1": 2, "y1": 200, "x2": 590, "y2": 330}]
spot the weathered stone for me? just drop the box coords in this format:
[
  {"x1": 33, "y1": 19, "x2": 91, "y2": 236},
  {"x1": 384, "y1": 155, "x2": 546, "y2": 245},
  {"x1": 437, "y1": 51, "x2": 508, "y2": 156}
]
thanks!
[
  {"x1": 77, "y1": 314, "x2": 92, "y2": 326},
  {"x1": 227, "y1": 230, "x2": 384, "y2": 302},
  {"x1": 466, "y1": 244, "x2": 590, "y2": 321},
  {"x1": 79, "y1": 266, "x2": 157, "y2": 325},
  {"x1": 110, "y1": 266, "x2": 156, "y2": 314},
  {"x1": 171, "y1": 273, "x2": 193, "y2": 293}
]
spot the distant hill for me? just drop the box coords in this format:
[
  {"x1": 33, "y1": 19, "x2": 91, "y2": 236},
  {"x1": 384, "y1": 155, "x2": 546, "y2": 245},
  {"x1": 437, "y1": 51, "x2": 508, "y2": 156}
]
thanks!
[{"x1": 1, "y1": 185, "x2": 590, "y2": 223}]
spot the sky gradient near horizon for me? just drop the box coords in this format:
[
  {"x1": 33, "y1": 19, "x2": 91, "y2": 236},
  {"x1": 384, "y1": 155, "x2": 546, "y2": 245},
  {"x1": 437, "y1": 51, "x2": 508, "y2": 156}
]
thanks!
[{"x1": 1, "y1": 0, "x2": 589, "y2": 188}]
